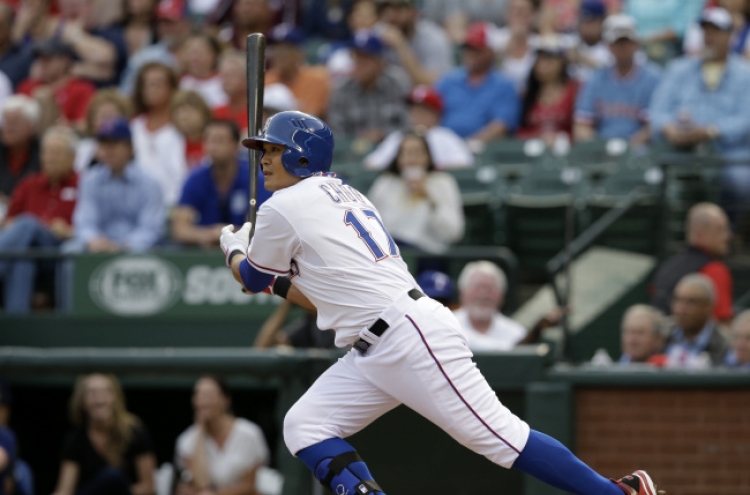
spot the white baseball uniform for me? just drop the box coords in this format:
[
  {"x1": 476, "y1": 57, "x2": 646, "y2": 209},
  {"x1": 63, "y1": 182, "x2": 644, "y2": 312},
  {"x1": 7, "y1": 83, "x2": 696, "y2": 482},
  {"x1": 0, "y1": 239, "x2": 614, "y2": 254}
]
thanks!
[{"x1": 246, "y1": 175, "x2": 530, "y2": 467}]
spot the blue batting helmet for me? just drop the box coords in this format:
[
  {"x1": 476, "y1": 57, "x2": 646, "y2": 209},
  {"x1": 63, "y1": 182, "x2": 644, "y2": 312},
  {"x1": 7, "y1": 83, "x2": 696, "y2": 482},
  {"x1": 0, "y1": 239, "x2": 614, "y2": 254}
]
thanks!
[{"x1": 242, "y1": 111, "x2": 334, "y2": 178}]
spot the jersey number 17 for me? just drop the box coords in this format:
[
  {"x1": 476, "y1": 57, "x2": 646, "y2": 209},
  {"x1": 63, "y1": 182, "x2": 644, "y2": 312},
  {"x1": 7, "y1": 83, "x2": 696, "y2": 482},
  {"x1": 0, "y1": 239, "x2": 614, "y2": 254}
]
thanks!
[{"x1": 344, "y1": 208, "x2": 399, "y2": 261}]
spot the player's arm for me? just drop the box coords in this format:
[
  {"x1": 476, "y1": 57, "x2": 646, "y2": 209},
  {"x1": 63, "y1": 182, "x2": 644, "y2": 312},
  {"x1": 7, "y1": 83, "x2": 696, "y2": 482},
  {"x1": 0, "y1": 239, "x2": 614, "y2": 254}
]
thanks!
[{"x1": 228, "y1": 254, "x2": 316, "y2": 310}]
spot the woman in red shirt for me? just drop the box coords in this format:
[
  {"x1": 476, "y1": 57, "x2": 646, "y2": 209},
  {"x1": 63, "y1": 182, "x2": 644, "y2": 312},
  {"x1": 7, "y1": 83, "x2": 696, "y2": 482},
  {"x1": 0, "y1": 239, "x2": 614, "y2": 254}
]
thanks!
[{"x1": 516, "y1": 43, "x2": 579, "y2": 145}]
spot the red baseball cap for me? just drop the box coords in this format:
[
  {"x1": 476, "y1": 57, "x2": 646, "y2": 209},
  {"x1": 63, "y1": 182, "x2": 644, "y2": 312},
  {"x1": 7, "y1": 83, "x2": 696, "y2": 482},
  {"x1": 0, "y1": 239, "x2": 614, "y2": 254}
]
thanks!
[
  {"x1": 157, "y1": 0, "x2": 186, "y2": 20},
  {"x1": 408, "y1": 85, "x2": 443, "y2": 114},
  {"x1": 464, "y1": 22, "x2": 492, "y2": 50}
]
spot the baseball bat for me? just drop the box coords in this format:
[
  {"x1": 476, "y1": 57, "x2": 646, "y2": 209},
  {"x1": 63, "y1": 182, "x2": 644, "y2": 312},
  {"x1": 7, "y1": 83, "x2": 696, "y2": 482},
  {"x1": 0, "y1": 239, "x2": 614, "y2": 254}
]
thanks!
[{"x1": 246, "y1": 33, "x2": 266, "y2": 241}]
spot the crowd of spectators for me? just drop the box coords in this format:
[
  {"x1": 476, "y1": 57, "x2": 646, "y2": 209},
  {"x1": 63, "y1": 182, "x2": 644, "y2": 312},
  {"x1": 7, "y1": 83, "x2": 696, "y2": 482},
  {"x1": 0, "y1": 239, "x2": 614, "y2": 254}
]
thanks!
[{"x1": 0, "y1": 0, "x2": 749, "y2": 312}]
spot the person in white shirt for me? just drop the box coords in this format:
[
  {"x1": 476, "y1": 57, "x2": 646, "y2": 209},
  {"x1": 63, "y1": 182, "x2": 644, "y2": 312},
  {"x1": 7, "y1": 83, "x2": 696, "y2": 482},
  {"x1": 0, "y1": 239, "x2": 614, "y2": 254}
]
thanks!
[
  {"x1": 175, "y1": 376, "x2": 269, "y2": 495},
  {"x1": 363, "y1": 85, "x2": 474, "y2": 170},
  {"x1": 489, "y1": 0, "x2": 541, "y2": 95},
  {"x1": 130, "y1": 62, "x2": 187, "y2": 206},
  {"x1": 453, "y1": 260, "x2": 564, "y2": 352},
  {"x1": 452, "y1": 260, "x2": 527, "y2": 351},
  {"x1": 367, "y1": 131, "x2": 465, "y2": 254},
  {"x1": 179, "y1": 32, "x2": 228, "y2": 109}
]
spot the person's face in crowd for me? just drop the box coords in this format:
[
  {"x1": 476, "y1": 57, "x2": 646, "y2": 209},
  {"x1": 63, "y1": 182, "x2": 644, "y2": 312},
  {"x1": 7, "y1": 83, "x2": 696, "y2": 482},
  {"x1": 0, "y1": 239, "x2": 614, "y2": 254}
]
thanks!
[
  {"x1": 732, "y1": 318, "x2": 750, "y2": 365},
  {"x1": 183, "y1": 36, "x2": 217, "y2": 78},
  {"x1": 533, "y1": 52, "x2": 566, "y2": 84},
  {"x1": 127, "y1": 0, "x2": 156, "y2": 18},
  {"x1": 608, "y1": 38, "x2": 638, "y2": 67},
  {"x1": 578, "y1": 17, "x2": 604, "y2": 46},
  {"x1": 192, "y1": 378, "x2": 230, "y2": 425},
  {"x1": 1, "y1": 110, "x2": 35, "y2": 147},
  {"x1": 621, "y1": 312, "x2": 664, "y2": 362},
  {"x1": 397, "y1": 134, "x2": 430, "y2": 173},
  {"x1": 260, "y1": 142, "x2": 302, "y2": 191},
  {"x1": 697, "y1": 209, "x2": 732, "y2": 256},
  {"x1": 157, "y1": 17, "x2": 188, "y2": 48},
  {"x1": 460, "y1": 272, "x2": 503, "y2": 322},
  {"x1": 462, "y1": 46, "x2": 494, "y2": 74},
  {"x1": 41, "y1": 134, "x2": 75, "y2": 182},
  {"x1": 379, "y1": 3, "x2": 415, "y2": 32},
  {"x1": 204, "y1": 124, "x2": 238, "y2": 165},
  {"x1": 142, "y1": 67, "x2": 173, "y2": 110},
  {"x1": 234, "y1": 0, "x2": 271, "y2": 27},
  {"x1": 506, "y1": 0, "x2": 536, "y2": 33},
  {"x1": 83, "y1": 374, "x2": 116, "y2": 425},
  {"x1": 92, "y1": 101, "x2": 125, "y2": 134},
  {"x1": 348, "y1": 0, "x2": 378, "y2": 32},
  {"x1": 351, "y1": 50, "x2": 384, "y2": 85},
  {"x1": 172, "y1": 104, "x2": 206, "y2": 139},
  {"x1": 702, "y1": 23, "x2": 732, "y2": 60},
  {"x1": 36, "y1": 54, "x2": 72, "y2": 84},
  {"x1": 409, "y1": 104, "x2": 440, "y2": 129},
  {"x1": 671, "y1": 281, "x2": 714, "y2": 335},
  {"x1": 270, "y1": 43, "x2": 304, "y2": 73},
  {"x1": 219, "y1": 59, "x2": 247, "y2": 98},
  {"x1": 98, "y1": 140, "x2": 133, "y2": 172}
]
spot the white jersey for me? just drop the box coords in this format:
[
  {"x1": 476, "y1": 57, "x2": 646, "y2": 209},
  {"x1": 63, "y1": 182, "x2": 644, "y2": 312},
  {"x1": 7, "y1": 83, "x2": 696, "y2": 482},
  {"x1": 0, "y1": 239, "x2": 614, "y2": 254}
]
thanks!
[{"x1": 246, "y1": 175, "x2": 418, "y2": 347}]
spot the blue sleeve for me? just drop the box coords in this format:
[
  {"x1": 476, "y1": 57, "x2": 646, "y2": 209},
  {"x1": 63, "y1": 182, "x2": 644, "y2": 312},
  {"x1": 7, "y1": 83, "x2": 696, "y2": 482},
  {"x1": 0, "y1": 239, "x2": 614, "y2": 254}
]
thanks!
[
  {"x1": 714, "y1": 72, "x2": 750, "y2": 146},
  {"x1": 575, "y1": 72, "x2": 598, "y2": 123},
  {"x1": 72, "y1": 172, "x2": 102, "y2": 244},
  {"x1": 239, "y1": 258, "x2": 275, "y2": 293},
  {"x1": 648, "y1": 62, "x2": 683, "y2": 140},
  {"x1": 492, "y1": 77, "x2": 520, "y2": 131},
  {"x1": 127, "y1": 177, "x2": 166, "y2": 251}
]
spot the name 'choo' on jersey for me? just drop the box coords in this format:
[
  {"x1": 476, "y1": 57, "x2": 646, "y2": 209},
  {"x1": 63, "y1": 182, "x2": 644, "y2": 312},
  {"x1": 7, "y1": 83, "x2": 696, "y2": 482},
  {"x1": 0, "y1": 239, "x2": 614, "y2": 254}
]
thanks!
[{"x1": 246, "y1": 176, "x2": 418, "y2": 347}]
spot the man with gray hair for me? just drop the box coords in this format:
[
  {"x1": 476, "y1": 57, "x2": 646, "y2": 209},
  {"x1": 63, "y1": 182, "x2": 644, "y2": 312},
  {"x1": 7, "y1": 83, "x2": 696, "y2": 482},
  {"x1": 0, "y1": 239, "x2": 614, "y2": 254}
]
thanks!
[
  {"x1": 619, "y1": 304, "x2": 668, "y2": 365},
  {"x1": 0, "y1": 95, "x2": 41, "y2": 214},
  {"x1": 665, "y1": 273, "x2": 730, "y2": 366},
  {"x1": 453, "y1": 260, "x2": 562, "y2": 351},
  {"x1": 0, "y1": 125, "x2": 79, "y2": 313}
]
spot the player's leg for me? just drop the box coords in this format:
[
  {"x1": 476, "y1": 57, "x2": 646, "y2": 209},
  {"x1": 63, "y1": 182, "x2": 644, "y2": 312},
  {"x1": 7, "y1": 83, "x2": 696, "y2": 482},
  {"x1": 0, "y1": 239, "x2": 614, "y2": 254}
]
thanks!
[
  {"x1": 284, "y1": 352, "x2": 399, "y2": 495},
  {"x1": 358, "y1": 297, "x2": 643, "y2": 495}
]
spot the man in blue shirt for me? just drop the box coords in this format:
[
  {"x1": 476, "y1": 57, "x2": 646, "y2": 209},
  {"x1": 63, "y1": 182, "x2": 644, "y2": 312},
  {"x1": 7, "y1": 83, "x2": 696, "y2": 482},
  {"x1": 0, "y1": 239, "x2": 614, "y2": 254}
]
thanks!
[
  {"x1": 724, "y1": 310, "x2": 750, "y2": 368},
  {"x1": 574, "y1": 14, "x2": 661, "y2": 145},
  {"x1": 649, "y1": 7, "x2": 750, "y2": 223},
  {"x1": 435, "y1": 22, "x2": 519, "y2": 143},
  {"x1": 172, "y1": 119, "x2": 271, "y2": 247},
  {"x1": 64, "y1": 118, "x2": 166, "y2": 253}
]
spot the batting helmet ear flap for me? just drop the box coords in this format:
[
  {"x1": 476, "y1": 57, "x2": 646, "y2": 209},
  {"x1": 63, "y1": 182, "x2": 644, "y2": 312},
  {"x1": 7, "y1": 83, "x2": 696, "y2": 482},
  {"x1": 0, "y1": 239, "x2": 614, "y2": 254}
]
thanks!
[{"x1": 242, "y1": 111, "x2": 334, "y2": 178}]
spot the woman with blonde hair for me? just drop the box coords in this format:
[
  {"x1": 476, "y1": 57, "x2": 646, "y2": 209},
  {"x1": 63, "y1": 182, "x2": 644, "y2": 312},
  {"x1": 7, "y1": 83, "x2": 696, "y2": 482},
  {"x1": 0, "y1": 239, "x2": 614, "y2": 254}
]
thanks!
[{"x1": 51, "y1": 373, "x2": 156, "y2": 495}]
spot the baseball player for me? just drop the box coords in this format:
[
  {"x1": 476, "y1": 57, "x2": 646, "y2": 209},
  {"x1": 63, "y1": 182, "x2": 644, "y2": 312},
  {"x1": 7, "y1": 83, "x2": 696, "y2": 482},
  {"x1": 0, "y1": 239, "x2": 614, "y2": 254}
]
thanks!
[{"x1": 220, "y1": 111, "x2": 663, "y2": 495}]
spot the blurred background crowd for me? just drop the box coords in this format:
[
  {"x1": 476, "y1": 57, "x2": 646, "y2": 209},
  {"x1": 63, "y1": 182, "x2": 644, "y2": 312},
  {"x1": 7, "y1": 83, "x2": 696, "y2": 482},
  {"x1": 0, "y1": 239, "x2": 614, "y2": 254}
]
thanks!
[
  {"x1": 1, "y1": 0, "x2": 750, "y2": 309},
  {"x1": 2, "y1": 0, "x2": 750, "y2": 493}
]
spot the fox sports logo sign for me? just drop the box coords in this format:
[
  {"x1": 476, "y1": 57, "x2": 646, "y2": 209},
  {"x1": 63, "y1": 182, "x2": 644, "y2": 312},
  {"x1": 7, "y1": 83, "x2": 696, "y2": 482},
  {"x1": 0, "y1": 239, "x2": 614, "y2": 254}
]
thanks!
[{"x1": 89, "y1": 256, "x2": 183, "y2": 316}]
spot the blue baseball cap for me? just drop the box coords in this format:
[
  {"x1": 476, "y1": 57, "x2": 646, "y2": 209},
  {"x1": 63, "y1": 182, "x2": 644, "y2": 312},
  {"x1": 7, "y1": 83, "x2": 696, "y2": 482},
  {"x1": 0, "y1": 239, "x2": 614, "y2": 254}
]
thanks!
[
  {"x1": 350, "y1": 31, "x2": 385, "y2": 56},
  {"x1": 269, "y1": 23, "x2": 306, "y2": 46},
  {"x1": 417, "y1": 270, "x2": 454, "y2": 300},
  {"x1": 97, "y1": 117, "x2": 132, "y2": 141},
  {"x1": 580, "y1": 0, "x2": 606, "y2": 19}
]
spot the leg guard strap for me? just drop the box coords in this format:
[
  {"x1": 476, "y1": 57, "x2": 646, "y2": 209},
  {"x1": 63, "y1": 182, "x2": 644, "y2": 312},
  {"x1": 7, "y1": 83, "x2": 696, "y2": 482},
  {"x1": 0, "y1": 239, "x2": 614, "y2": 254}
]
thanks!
[
  {"x1": 297, "y1": 439, "x2": 384, "y2": 495},
  {"x1": 318, "y1": 451, "x2": 383, "y2": 495}
]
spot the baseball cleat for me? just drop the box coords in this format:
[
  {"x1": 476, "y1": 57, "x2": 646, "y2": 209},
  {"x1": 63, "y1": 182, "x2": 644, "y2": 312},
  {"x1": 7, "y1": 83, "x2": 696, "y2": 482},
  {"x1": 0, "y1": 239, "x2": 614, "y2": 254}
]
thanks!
[{"x1": 612, "y1": 470, "x2": 666, "y2": 495}]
